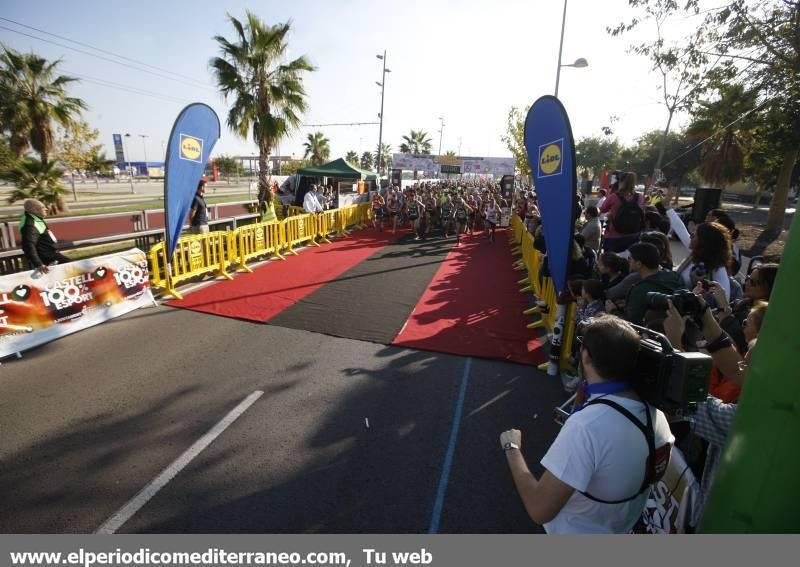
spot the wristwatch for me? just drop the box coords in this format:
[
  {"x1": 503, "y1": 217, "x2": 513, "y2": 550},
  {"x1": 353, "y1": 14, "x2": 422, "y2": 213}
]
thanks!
[{"x1": 503, "y1": 441, "x2": 520, "y2": 452}]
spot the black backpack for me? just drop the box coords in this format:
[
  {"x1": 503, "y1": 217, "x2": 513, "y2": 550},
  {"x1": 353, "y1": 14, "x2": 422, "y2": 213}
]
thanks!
[{"x1": 613, "y1": 194, "x2": 644, "y2": 234}]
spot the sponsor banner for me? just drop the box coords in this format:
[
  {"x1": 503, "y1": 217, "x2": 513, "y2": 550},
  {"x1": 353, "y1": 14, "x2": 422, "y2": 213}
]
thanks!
[
  {"x1": 164, "y1": 103, "x2": 221, "y2": 258},
  {"x1": 523, "y1": 96, "x2": 577, "y2": 295},
  {"x1": 391, "y1": 154, "x2": 515, "y2": 176},
  {"x1": 0, "y1": 249, "x2": 154, "y2": 358}
]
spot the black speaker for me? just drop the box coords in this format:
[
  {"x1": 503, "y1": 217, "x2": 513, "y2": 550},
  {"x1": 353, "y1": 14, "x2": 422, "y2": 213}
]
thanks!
[{"x1": 692, "y1": 187, "x2": 722, "y2": 223}]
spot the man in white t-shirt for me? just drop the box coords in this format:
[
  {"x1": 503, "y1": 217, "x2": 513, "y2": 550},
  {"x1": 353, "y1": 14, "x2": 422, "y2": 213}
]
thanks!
[{"x1": 500, "y1": 316, "x2": 674, "y2": 534}]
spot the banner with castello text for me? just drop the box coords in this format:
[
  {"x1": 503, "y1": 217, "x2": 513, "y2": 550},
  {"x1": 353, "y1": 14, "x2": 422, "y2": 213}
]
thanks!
[
  {"x1": 0, "y1": 249, "x2": 154, "y2": 359},
  {"x1": 523, "y1": 96, "x2": 577, "y2": 294},
  {"x1": 164, "y1": 103, "x2": 221, "y2": 258}
]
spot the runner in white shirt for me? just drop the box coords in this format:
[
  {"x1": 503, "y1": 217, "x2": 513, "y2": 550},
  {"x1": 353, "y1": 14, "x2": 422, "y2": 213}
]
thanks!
[{"x1": 500, "y1": 316, "x2": 674, "y2": 534}]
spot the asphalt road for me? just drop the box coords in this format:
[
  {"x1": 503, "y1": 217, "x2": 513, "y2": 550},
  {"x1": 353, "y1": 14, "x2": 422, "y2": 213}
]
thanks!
[{"x1": 0, "y1": 288, "x2": 566, "y2": 533}]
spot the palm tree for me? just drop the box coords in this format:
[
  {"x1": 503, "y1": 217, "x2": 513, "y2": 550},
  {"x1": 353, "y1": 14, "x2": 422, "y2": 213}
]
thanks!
[
  {"x1": 360, "y1": 152, "x2": 373, "y2": 171},
  {"x1": 0, "y1": 46, "x2": 87, "y2": 165},
  {"x1": 210, "y1": 12, "x2": 315, "y2": 205},
  {"x1": 303, "y1": 131, "x2": 330, "y2": 166},
  {"x1": 444, "y1": 150, "x2": 457, "y2": 157},
  {"x1": 373, "y1": 143, "x2": 392, "y2": 175},
  {"x1": 345, "y1": 150, "x2": 359, "y2": 164},
  {"x1": 399, "y1": 129, "x2": 432, "y2": 154},
  {"x1": 1, "y1": 157, "x2": 67, "y2": 213}
]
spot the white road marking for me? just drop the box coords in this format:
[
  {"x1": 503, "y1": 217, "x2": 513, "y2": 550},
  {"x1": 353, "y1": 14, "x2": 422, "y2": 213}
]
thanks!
[{"x1": 95, "y1": 390, "x2": 264, "y2": 534}]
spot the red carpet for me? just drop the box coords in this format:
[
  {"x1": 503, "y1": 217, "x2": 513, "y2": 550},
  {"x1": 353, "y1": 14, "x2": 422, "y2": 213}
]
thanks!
[
  {"x1": 168, "y1": 228, "x2": 404, "y2": 322},
  {"x1": 392, "y1": 229, "x2": 546, "y2": 365}
]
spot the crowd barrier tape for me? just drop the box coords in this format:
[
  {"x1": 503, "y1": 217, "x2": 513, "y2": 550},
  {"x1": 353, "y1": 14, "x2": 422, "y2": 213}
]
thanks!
[
  {"x1": 147, "y1": 204, "x2": 378, "y2": 298},
  {"x1": 511, "y1": 214, "x2": 577, "y2": 373}
]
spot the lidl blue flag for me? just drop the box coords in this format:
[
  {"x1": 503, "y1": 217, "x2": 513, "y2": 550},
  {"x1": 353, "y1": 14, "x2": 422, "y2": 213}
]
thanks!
[
  {"x1": 164, "y1": 103, "x2": 221, "y2": 257},
  {"x1": 523, "y1": 96, "x2": 577, "y2": 295}
]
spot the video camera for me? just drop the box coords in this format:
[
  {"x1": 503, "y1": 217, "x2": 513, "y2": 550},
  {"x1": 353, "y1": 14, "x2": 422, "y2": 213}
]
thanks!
[
  {"x1": 645, "y1": 289, "x2": 706, "y2": 323},
  {"x1": 554, "y1": 324, "x2": 711, "y2": 425}
]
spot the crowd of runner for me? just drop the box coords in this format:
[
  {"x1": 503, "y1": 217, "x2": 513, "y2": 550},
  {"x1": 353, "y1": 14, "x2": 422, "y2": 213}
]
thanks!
[{"x1": 370, "y1": 181, "x2": 509, "y2": 245}]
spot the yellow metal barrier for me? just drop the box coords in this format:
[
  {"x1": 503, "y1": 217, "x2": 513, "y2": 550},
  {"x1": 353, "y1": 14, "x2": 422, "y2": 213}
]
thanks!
[
  {"x1": 283, "y1": 213, "x2": 320, "y2": 255},
  {"x1": 235, "y1": 221, "x2": 285, "y2": 271},
  {"x1": 287, "y1": 205, "x2": 306, "y2": 217},
  {"x1": 149, "y1": 231, "x2": 232, "y2": 300},
  {"x1": 510, "y1": 213, "x2": 578, "y2": 375},
  {"x1": 148, "y1": 203, "x2": 387, "y2": 298}
]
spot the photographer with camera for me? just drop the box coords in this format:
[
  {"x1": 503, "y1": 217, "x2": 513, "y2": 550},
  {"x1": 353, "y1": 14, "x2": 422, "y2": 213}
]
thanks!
[
  {"x1": 500, "y1": 316, "x2": 674, "y2": 533},
  {"x1": 662, "y1": 294, "x2": 763, "y2": 523},
  {"x1": 622, "y1": 242, "x2": 684, "y2": 326}
]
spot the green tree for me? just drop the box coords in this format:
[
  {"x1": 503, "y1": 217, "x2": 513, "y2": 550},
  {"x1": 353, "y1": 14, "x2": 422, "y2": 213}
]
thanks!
[
  {"x1": 84, "y1": 150, "x2": 114, "y2": 189},
  {"x1": 55, "y1": 119, "x2": 105, "y2": 200},
  {"x1": 609, "y1": 1, "x2": 717, "y2": 179},
  {"x1": 214, "y1": 154, "x2": 241, "y2": 182},
  {"x1": 210, "y1": 12, "x2": 315, "y2": 206},
  {"x1": 303, "y1": 131, "x2": 330, "y2": 166},
  {"x1": 1, "y1": 157, "x2": 67, "y2": 213},
  {"x1": 0, "y1": 46, "x2": 87, "y2": 166},
  {"x1": 619, "y1": 129, "x2": 701, "y2": 186},
  {"x1": 360, "y1": 151, "x2": 373, "y2": 171},
  {"x1": 399, "y1": 130, "x2": 432, "y2": 154},
  {"x1": 575, "y1": 136, "x2": 621, "y2": 179},
  {"x1": 0, "y1": 132, "x2": 12, "y2": 176},
  {"x1": 701, "y1": 0, "x2": 800, "y2": 232},
  {"x1": 281, "y1": 159, "x2": 307, "y2": 176},
  {"x1": 373, "y1": 143, "x2": 392, "y2": 175},
  {"x1": 345, "y1": 150, "x2": 359, "y2": 164},
  {"x1": 687, "y1": 82, "x2": 759, "y2": 189},
  {"x1": 500, "y1": 105, "x2": 531, "y2": 179},
  {"x1": 444, "y1": 150, "x2": 457, "y2": 157}
]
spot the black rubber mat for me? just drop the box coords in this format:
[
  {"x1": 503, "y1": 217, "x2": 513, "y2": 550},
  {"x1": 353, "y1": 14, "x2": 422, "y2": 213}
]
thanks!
[{"x1": 267, "y1": 232, "x2": 453, "y2": 344}]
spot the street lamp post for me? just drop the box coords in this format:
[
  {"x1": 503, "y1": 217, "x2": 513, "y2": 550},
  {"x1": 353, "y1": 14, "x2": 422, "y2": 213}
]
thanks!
[
  {"x1": 554, "y1": 0, "x2": 588, "y2": 98},
  {"x1": 376, "y1": 51, "x2": 391, "y2": 186},
  {"x1": 437, "y1": 116, "x2": 445, "y2": 156},
  {"x1": 123, "y1": 133, "x2": 135, "y2": 193},
  {"x1": 139, "y1": 134, "x2": 149, "y2": 181}
]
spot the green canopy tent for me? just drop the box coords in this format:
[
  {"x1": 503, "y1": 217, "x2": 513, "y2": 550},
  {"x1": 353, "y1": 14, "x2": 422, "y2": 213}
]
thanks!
[
  {"x1": 295, "y1": 158, "x2": 378, "y2": 207},
  {"x1": 297, "y1": 158, "x2": 378, "y2": 181}
]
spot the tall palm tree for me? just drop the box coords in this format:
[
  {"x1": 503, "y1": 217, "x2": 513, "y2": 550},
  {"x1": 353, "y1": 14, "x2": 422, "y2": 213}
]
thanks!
[
  {"x1": 210, "y1": 12, "x2": 315, "y2": 205},
  {"x1": 373, "y1": 143, "x2": 392, "y2": 175},
  {"x1": 0, "y1": 46, "x2": 86, "y2": 165},
  {"x1": 345, "y1": 150, "x2": 359, "y2": 164},
  {"x1": 399, "y1": 129, "x2": 432, "y2": 154},
  {"x1": 1, "y1": 157, "x2": 67, "y2": 213},
  {"x1": 303, "y1": 131, "x2": 330, "y2": 166},
  {"x1": 360, "y1": 152, "x2": 373, "y2": 171}
]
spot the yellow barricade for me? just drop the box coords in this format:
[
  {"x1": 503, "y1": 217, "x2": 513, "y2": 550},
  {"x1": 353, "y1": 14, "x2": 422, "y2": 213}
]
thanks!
[
  {"x1": 235, "y1": 221, "x2": 285, "y2": 271},
  {"x1": 316, "y1": 210, "x2": 337, "y2": 244},
  {"x1": 510, "y1": 213, "x2": 580, "y2": 374},
  {"x1": 149, "y1": 231, "x2": 232, "y2": 300},
  {"x1": 283, "y1": 213, "x2": 319, "y2": 255},
  {"x1": 287, "y1": 205, "x2": 306, "y2": 217}
]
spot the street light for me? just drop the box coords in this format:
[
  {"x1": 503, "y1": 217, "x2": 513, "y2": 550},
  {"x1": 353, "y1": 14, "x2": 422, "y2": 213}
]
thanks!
[
  {"x1": 376, "y1": 51, "x2": 391, "y2": 186},
  {"x1": 437, "y1": 116, "x2": 445, "y2": 156},
  {"x1": 138, "y1": 134, "x2": 149, "y2": 181},
  {"x1": 123, "y1": 133, "x2": 135, "y2": 193},
  {"x1": 554, "y1": 0, "x2": 588, "y2": 98}
]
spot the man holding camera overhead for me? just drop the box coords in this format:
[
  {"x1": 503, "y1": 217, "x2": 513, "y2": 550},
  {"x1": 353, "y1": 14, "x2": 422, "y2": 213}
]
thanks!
[{"x1": 500, "y1": 316, "x2": 674, "y2": 534}]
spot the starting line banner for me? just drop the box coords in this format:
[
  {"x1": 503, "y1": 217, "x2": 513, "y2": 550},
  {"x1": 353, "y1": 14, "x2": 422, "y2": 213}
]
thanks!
[{"x1": 0, "y1": 248, "x2": 154, "y2": 359}]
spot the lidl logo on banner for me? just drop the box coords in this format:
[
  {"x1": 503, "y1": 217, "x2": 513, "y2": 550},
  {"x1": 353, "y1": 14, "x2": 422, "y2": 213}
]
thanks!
[
  {"x1": 538, "y1": 139, "x2": 563, "y2": 177},
  {"x1": 179, "y1": 134, "x2": 203, "y2": 163}
]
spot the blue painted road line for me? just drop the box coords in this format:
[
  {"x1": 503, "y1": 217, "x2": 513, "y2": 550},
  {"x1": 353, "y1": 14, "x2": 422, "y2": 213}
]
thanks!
[{"x1": 428, "y1": 356, "x2": 472, "y2": 534}]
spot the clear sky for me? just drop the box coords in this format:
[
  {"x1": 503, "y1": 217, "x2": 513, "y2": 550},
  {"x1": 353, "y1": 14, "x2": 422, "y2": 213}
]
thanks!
[{"x1": 0, "y1": 0, "x2": 709, "y2": 164}]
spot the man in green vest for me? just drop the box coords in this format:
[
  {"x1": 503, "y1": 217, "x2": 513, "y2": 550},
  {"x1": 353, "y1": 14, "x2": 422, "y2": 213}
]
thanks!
[{"x1": 19, "y1": 199, "x2": 71, "y2": 274}]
